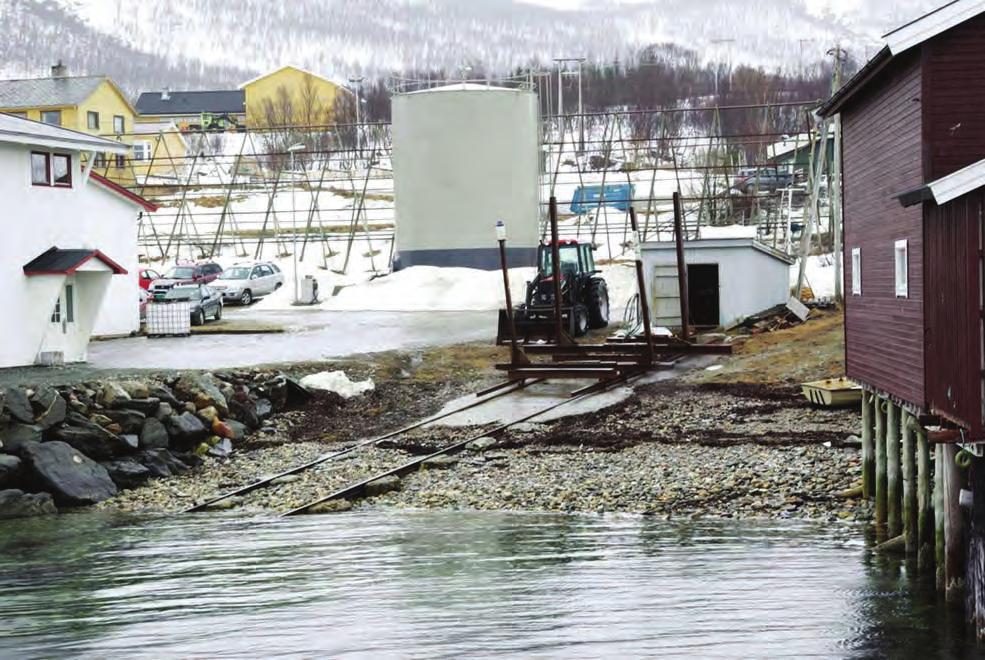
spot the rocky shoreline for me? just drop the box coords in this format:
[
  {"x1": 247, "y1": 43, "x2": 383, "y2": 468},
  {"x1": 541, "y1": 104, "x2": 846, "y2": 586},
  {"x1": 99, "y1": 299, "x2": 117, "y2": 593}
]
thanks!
[
  {"x1": 0, "y1": 371, "x2": 312, "y2": 518},
  {"x1": 104, "y1": 379, "x2": 865, "y2": 522}
]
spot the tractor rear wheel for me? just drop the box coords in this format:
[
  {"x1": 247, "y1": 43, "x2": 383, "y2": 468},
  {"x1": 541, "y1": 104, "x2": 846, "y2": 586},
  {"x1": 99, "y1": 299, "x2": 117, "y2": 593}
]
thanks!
[
  {"x1": 587, "y1": 279, "x2": 610, "y2": 329},
  {"x1": 570, "y1": 304, "x2": 589, "y2": 337}
]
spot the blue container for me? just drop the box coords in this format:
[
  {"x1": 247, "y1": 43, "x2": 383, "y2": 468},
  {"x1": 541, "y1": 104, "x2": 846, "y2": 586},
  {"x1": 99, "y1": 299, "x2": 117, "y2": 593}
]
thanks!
[{"x1": 570, "y1": 183, "x2": 635, "y2": 214}]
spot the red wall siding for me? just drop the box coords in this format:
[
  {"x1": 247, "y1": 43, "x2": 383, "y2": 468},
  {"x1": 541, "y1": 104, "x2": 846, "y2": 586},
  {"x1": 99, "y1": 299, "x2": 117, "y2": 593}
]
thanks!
[
  {"x1": 842, "y1": 52, "x2": 925, "y2": 407},
  {"x1": 924, "y1": 14, "x2": 985, "y2": 180},
  {"x1": 924, "y1": 191, "x2": 983, "y2": 434}
]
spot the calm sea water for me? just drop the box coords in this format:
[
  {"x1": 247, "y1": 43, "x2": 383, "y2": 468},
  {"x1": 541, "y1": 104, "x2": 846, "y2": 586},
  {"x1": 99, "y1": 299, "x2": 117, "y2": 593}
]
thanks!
[{"x1": 0, "y1": 510, "x2": 977, "y2": 658}]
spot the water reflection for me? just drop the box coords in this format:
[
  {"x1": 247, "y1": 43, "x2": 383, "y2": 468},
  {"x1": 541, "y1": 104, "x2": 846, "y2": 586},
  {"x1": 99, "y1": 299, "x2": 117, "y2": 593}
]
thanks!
[{"x1": 0, "y1": 510, "x2": 978, "y2": 658}]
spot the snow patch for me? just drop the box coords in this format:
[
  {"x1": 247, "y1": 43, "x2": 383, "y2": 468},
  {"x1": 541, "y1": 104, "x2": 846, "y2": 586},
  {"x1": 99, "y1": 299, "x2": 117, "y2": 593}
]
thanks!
[{"x1": 299, "y1": 371, "x2": 375, "y2": 398}]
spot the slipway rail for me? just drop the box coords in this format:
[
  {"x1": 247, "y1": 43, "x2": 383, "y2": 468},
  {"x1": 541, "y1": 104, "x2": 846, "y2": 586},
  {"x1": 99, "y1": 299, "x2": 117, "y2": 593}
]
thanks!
[
  {"x1": 281, "y1": 370, "x2": 647, "y2": 517},
  {"x1": 181, "y1": 378, "x2": 541, "y2": 513}
]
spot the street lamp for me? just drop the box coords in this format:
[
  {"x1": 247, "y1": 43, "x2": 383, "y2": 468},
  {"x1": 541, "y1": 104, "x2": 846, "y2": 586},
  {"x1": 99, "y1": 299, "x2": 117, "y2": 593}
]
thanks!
[
  {"x1": 288, "y1": 142, "x2": 306, "y2": 304},
  {"x1": 348, "y1": 76, "x2": 364, "y2": 157}
]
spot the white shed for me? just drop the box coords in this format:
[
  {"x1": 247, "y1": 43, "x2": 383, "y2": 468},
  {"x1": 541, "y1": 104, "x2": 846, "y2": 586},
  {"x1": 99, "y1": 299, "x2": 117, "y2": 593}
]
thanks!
[{"x1": 641, "y1": 238, "x2": 794, "y2": 330}]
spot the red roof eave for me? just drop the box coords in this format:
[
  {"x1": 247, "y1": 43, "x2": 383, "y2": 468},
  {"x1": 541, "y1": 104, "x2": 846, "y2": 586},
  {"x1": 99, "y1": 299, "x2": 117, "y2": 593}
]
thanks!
[
  {"x1": 24, "y1": 250, "x2": 128, "y2": 276},
  {"x1": 90, "y1": 172, "x2": 159, "y2": 212}
]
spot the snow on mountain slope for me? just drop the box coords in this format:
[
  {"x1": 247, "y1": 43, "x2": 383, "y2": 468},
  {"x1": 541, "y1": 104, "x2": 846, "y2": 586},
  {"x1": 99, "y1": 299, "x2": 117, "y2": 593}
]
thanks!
[{"x1": 5, "y1": 0, "x2": 944, "y2": 92}]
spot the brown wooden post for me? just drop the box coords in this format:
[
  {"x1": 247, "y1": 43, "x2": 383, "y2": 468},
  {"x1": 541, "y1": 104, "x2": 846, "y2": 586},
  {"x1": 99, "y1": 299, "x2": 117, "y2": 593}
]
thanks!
[
  {"x1": 671, "y1": 191, "x2": 690, "y2": 342},
  {"x1": 935, "y1": 444, "x2": 946, "y2": 591},
  {"x1": 943, "y1": 444, "x2": 966, "y2": 602},
  {"x1": 861, "y1": 392, "x2": 874, "y2": 499},
  {"x1": 916, "y1": 425, "x2": 933, "y2": 569},
  {"x1": 874, "y1": 396, "x2": 887, "y2": 532},
  {"x1": 886, "y1": 401, "x2": 902, "y2": 538},
  {"x1": 497, "y1": 224, "x2": 529, "y2": 367},
  {"x1": 547, "y1": 196, "x2": 574, "y2": 346},
  {"x1": 901, "y1": 411, "x2": 917, "y2": 555},
  {"x1": 628, "y1": 206, "x2": 654, "y2": 366}
]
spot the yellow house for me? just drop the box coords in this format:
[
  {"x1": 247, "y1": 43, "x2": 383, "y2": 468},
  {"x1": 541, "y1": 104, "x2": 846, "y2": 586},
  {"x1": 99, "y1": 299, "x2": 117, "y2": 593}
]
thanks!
[
  {"x1": 129, "y1": 121, "x2": 191, "y2": 184},
  {"x1": 240, "y1": 65, "x2": 352, "y2": 128},
  {"x1": 0, "y1": 65, "x2": 136, "y2": 184}
]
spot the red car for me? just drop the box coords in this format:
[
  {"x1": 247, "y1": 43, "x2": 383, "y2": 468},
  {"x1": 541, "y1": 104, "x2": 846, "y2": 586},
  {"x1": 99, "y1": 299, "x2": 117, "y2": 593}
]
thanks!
[
  {"x1": 139, "y1": 268, "x2": 162, "y2": 290},
  {"x1": 149, "y1": 262, "x2": 223, "y2": 299}
]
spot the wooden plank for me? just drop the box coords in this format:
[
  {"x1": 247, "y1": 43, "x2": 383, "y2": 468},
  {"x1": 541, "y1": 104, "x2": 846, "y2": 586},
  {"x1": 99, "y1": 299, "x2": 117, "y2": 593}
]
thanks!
[
  {"x1": 902, "y1": 410, "x2": 917, "y2": 555},
  {"x1": 887, "y1": 402, "x2": 902, "y2": 538},
  {"x1": 874, "y1": 397, "x2": 888, "y2": 532},
  {"x1": 861, "y1": 392, "x2": 874, "y2": 499}
]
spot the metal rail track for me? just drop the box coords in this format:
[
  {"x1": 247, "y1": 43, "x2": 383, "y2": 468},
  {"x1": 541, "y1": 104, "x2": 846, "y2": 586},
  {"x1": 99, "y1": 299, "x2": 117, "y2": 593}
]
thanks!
[
  {"x1": 281, "y1": 372, "x2": 644, "y2": 517},
  {"x1": 181, "y1": 378, "x2": 542, "y2": 513}
]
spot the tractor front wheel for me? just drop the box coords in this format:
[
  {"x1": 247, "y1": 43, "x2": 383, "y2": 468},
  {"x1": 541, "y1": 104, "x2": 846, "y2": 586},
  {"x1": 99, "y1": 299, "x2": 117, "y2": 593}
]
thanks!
[
  {"x1": 571, "y1": 304, "x2": 589, "y2": 337},
  {"x1": 587, "y1": 280, "x2": 610, "y2": 329}
]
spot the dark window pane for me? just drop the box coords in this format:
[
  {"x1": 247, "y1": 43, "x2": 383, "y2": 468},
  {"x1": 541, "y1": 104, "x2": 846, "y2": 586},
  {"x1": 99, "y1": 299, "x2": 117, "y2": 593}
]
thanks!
[
  {"x1": 64, "y1": 285, "x2": 75, "y2": 323},
  {"x1": 31, "y1": 153, "x2": 49, "y2": 185},
  {"x1": 113, "y1": 115, "x2": 124, "y2": 133},
  {"x1": 114, "y1": 154, "x2": 126, "y2": 168},
  {"x1": 41, "y1": 111, "x2": 61, "y2": 126},
  {"x1": 52, "y1": 154, "x2": 71, "y2": 186},
  {"x1": 87, "y1": 111, "x2": 99, "y2": 130}
]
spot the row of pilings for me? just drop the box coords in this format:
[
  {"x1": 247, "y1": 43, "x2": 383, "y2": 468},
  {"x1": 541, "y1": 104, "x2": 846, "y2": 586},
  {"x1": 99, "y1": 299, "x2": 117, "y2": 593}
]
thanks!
[{"x1": 861, "y1": 391, "x2": 985, "y2": 636}]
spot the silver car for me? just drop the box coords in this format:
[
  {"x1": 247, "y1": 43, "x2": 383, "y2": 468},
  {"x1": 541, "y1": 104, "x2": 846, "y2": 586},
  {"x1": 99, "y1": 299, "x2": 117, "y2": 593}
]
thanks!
[{"x1": 211, "y1": 262, "x2": 285, "y2": 305}]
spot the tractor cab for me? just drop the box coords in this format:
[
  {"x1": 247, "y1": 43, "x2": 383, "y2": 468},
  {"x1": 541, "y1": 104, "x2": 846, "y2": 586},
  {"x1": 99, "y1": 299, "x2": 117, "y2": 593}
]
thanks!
[{"x1": 498, "y1": 239, "x2": 609, "y2": 341}]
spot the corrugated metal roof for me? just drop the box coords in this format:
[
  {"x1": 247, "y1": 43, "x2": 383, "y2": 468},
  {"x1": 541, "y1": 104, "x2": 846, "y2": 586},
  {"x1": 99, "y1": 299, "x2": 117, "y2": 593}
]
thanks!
[
  {"x1": 0, "y1": 76, "x2": 105, "y2": 109},
  {"x1": 884, "y1": 0, "x2": 985, "y2": 55},
  {"x1": 135, "y1": 90, "x2": 245, "y2": 116},
  {"x1": 0, "y1": 112, "x2": 128, "y2": 153}
]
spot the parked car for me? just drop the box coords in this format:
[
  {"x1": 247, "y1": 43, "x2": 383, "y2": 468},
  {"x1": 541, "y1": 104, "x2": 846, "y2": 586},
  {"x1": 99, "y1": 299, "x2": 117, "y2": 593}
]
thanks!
[
  {"x1": 150, "y1": 262, "x2": 223, "y2": 300},
  {"x1": 139, "y1": 268, "x2": 162, "y2": 290},
  {"x1": 211, "y1": 261, "x2": 285, "y2": 305},
  {"x1": 732, "y1": 166, "x2": 793, "y2": 194},
  {"x1": 163, "y1": 283, "x2": 223, "y2": 325}
]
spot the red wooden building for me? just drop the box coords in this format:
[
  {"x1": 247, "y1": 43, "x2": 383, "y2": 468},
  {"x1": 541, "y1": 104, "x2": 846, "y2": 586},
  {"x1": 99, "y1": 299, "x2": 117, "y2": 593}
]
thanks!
[{"x1": 820, "y1": 0, "x2": 985, "y2": 439}]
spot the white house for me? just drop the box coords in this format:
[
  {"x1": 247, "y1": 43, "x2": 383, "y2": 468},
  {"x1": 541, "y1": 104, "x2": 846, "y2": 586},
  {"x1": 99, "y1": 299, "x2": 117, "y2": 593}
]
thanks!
[
  {"x1": 0, "y1": 112, "x2": 156, "y2": 368},
  {"x1": 642, "y1": 238, "x2": 794, "y2": 330}
]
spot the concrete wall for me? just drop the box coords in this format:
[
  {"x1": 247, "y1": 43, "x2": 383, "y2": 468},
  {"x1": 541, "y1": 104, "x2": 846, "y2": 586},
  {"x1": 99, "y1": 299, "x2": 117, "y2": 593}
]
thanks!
[
  {"x1": 0, "y1": 141, "x2": 140, "y2": 367},
  {"x1": 391, "y1": 85, "x2": 540, "y2": 270},
  {"x1": 642, "y1": 239, "x2": 792, "y2": 329}
]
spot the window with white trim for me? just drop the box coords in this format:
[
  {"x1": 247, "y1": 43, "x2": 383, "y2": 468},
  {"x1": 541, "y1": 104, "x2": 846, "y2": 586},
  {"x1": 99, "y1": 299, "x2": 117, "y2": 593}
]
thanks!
[
  {"x1": 894, "y1": 239, "x2": 908, "y2": 298},
  {"x1": 132, "y1": 141, "x2": 152, "y2": 161},
  {"x1": 851, "y1": 247, "x2": 861, "y2": 295}
]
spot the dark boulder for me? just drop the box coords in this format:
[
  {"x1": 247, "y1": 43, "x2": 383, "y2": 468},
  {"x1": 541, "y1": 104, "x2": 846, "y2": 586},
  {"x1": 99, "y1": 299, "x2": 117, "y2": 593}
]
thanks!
[
  {"x1": 148, "y1": 386, "x2": 181, "y2": 409},
  {"x1": 21, "y1": 441, "x2": 117, "y2": 506},
  {"x1": 285, "y1": 377, "x2": 312, "y2": 406},
  {"x1": 255, "y1": 376, "x2": 288, "y2": 410},
  {"x1": 111, "y1": 397, "x2": 160, "y2": 416},
  {"x1": 120, "y1": 435, "x2": 140, "y2": 451},
  {"x1": 165, "y1": 412, "x2": 208, "y2": 445},
  {"x1": 48, "y1": 413, "x2": 132, "y2": 459},
  {"x1": 139, "y1": 417, "x2": 170, "y2": 450},
  {"x1": 228, "y1": 398, "x2": 259, "y2": 429},
  {"x1": 102, "y1": 409, "x2": 146, "y2": 435},
  {"x1": 0, "y1": 454, "x2": 22, "y2": 487},
  {"x1": 137, "y1": 449, "x2": 190, "y2": 478},
  {"x1": 255, "y1": 398, "x2": 273, "y2": 420},
  {"x1": 0, "y1": 489, "x2": 56, "y2": 519},
  {"x1": 174, "y1": 374, "x2": 228, "y2": 415},
  {"x1": 30, "y1": 387, "x2": 67, "y2": 429},
  {"x1": 0, "y1": 423, "x2": 42, "y2": 455},
  {"x1": 3, "y1": 388, "x2": 34, "y2": 424},
  {"x1": 101, "y1": 459, "x2": 152, "y2": 490}
]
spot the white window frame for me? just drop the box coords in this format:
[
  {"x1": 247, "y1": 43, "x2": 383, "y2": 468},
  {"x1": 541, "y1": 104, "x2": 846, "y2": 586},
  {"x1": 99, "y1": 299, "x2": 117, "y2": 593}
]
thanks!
[
  {"x1": 851, "y1": 247, "x2": 861, "y2": 296},
  {"x1": 132, "y1": 140, "x2": 152, "y2": 161},
  {"x1": 894, "y1": 239, "x2": 909, "y2": 298}
]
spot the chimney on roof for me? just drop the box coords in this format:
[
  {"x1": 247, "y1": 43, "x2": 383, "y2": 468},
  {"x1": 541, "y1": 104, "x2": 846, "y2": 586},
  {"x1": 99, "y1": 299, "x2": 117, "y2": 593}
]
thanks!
[
  {"x1": 51, "y1": 61, "x2": 68, "y2": 78},
  {"x1": 161, "y1": 87, "x2": 171, "y2": 101}
]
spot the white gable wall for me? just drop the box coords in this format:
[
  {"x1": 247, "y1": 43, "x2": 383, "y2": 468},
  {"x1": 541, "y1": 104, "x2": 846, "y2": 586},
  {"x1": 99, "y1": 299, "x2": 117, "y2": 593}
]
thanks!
[
  {"x1": 0, "y1": 141, "x2": 139, "y2": 367},
  {"x1": 642, "y1": 239, "x2": 793, "y2": 329}
]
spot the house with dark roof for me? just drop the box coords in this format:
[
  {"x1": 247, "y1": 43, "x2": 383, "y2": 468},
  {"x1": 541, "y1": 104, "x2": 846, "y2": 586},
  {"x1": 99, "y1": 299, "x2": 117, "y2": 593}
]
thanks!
[
  {"x1": 0, "y1": 111, "x2": 156, "y2": 367},
  {"x1": 134, "y1": 89, "x2": 246, "y2": 126},
  {"x1": 0, "y1": 63, "x2": 137, "y2": 184}
]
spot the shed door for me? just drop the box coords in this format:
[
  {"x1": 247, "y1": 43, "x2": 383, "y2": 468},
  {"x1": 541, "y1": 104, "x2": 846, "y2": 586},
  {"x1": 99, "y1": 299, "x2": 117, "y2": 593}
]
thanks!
[
  {"x1": 688, "y1": 264, "x2": 720, "y2": 327},
  {"x1": 651, "y1": 264, "x2": 682, "y2": 328}
]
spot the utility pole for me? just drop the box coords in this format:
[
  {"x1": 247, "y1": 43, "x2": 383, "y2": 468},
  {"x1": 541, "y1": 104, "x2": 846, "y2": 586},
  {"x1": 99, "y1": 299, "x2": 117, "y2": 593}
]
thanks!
[
  {"x1": 288, "y1": 143, "x2": 306, "y2": 304},
  {"x1": 828, "y1": 46, "x2": 847, "y2": 303}
]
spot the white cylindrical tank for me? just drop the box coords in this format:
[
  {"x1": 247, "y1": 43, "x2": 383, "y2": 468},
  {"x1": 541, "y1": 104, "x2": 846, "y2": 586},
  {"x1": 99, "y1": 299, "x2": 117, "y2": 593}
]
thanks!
[{"x1": 391, "y1": 83, "x2": 540, "y2": 270}]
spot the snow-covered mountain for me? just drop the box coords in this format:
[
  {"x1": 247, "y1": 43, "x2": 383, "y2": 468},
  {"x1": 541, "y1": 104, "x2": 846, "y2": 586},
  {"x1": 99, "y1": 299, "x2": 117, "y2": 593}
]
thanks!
[{"x1": 0, "y1": 0, "x2": 942, "y2": 93}]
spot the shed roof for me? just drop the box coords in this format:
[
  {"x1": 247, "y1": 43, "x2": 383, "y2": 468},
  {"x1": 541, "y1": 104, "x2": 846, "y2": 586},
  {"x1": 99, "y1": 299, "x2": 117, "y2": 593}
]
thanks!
[
  {"x1": 23, "y1": 248, "x2": 127, "y2": 275},
  {"x1": 135, "y1": 90, "x2": 245, "y2": 116},
  {"x1": 0, "y1": 112, "x2": 128, "y2": 153},
  {"x1": 898, "y1": 156, "x2": 985, "y2": 207},
  {"x1": 641, "y1": 238, "x2": 795, "y2": 265},
  {"x1": 0, "y1": 75, "x2": 106, "y2": 109}
]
